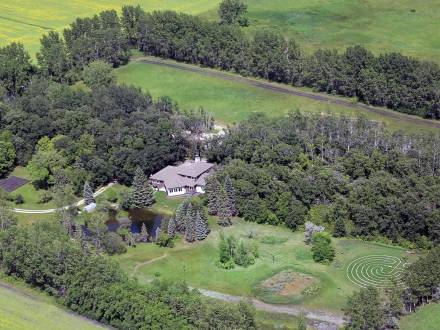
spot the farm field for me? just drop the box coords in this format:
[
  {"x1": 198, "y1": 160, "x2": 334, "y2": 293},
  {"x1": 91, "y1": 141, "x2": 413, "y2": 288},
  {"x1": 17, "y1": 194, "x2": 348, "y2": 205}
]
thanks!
[
  {"x1": 113, "y1": 216, "x2": 416, "y2": 313},
  {"x1": 400, "y1": 303, "x2": 440, "y2": 330},
  {"x1": 0, "y1": 282, "x2": 104, "y2": 330},
  {"x1": 115, "y1": 59, "x2": 440, "y2": 133},
  {"x1": 1, "y1": 1, "x2": 439, "y2": 62}
]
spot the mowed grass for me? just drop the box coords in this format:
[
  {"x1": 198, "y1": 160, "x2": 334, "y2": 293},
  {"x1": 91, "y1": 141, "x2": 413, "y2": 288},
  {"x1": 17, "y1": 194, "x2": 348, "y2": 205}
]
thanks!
[
  {"x1": 0, "y1": 283, "x2": 103, "y2": 330},
  {"x1": 1, "y1": 1, "x2": 439, "y2": 62},
  {"x1": 116, "y1": 60, "x2": 439, "y2": 133},
  {"x1": 400, "y1": 303, "x2": 440, "y2": 330},
  {"x1": 113, "y1": 216, "x2": 414, "y2": 313}
]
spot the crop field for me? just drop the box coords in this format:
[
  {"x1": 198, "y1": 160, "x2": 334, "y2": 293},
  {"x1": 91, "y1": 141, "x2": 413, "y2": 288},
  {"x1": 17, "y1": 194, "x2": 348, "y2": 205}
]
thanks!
[
  {"x1": 0, "y1": 283, "x2": 103, "y2": 330},
  {"x1": 1, "y1": 1, "x2": 439, "y2": 62},
  {"x1": 113, "y1": 216, "x2": 416, "y2": 313},
  {"x1": 116, "y1": 59, "x2": 440, "y2": 133}
]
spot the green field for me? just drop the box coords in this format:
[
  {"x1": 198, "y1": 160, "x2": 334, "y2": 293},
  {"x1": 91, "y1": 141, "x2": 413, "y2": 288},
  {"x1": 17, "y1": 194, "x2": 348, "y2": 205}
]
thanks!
[
  {"x1": 113, "y1": 216, "x2": 415, "y2": 313},
  {"x1": 115, "y1": 60, "x2": 439, "y2": 133},
  {"x1": 400, "y1": 303, "x2": 440, "y2": 330},
  {"x1": 1, "y1": 1, "x2": 439, "y2": 62},
  {"x1": 0, "y1": 283, "x2": 103, "y2": 330}
]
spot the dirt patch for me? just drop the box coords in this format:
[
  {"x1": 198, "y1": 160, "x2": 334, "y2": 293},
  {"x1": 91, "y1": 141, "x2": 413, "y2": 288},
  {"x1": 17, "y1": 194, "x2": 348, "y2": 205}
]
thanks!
[{"x1": 261, "y1": 270, "x2": 317, "y2": 296}]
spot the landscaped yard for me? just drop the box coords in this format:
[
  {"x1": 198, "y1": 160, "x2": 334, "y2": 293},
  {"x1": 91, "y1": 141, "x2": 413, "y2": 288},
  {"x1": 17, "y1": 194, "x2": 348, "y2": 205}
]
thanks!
[{"x1": 113, "y1": 213, "x2": 416, "y2": 313}]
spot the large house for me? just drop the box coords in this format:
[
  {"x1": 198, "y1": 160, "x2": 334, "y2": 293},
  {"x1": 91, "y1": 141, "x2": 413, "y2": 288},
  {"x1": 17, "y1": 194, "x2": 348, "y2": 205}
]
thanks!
[{"x1": 149, "y1": 158, "x2": 215, "y2": 197}]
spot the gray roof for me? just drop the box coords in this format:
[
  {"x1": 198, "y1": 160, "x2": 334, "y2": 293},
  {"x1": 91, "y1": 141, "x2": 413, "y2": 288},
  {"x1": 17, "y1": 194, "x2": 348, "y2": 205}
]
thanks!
[
  {"x1": 176, "y1": 161, "x2": 214, "y2": 178},
  {"x1": 150, "y1": 166, "x2": 177, "y2": 182},
  {"x1": 195, "y1": 173, "x2": 210, "y2": 186},
  {"x1": 150, "y1": 160, "x2": 214, "y2": 189}
]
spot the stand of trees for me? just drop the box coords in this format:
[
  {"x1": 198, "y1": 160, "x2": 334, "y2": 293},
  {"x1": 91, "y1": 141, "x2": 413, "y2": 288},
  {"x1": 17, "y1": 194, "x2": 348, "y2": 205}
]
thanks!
[
  {"x1": 345, "y1": 246, "x2": 440, "y2": 329},
  {"x1": 206, "y1": 112, "x2": 440, "y2": 246},
  {"x1": 0, "y1": 219, "x2": 256, "y2": 329},
  {"x1": 119, "y1": 6, "x2": 440, "y2": 119},
  {"x1": 2, "y1": 5, "x2": 439, "y2": 119}
]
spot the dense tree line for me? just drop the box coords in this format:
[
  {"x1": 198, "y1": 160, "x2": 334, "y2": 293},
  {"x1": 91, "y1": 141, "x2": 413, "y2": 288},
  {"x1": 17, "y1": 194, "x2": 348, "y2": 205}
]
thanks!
[
  {"x1": 205, "y1": 112, "x2": 440, "y2": 246},
  {"x1": 0, "y1": 219, "x2": 256, "y2": 329},
  {"x1": 0, "y1": 70, "x2": 187, "y2": 189},
  {"x1": 119, "y1": 6, "x2": 440, "y2": 118},
  {"x1": 1, "y1": 5, "x2": 438, "y2": 118}
]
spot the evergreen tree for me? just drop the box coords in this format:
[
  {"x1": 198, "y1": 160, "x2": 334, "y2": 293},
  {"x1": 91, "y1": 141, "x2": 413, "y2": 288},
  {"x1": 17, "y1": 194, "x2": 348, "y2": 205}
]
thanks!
[
  {"x1": 130, "y1": 167, "x2": 154, "y2": 209},
  {"x1": 140, "y1": 223, "x2": 148, "y2": 242},
  {"x1": 224, "y1": 176, "x2": 237, "y2": 217},
  {"x1": 0, "y1": 202, "x2": 16, "y2": 230},
  {"x1": 331, "y1": 196, "x2": 348, "y2": 237},
  {"x1": 217, "y1": 187, "x2": 231, "y2": 226},
  {"x1": 184, "y1": 205, "x2": 196, "y2": 243},
  {"x1": 83, "y1": 181, "x2": 95, "y2": 206},
  {"x1": 175, "y1": 198, "x2": 191, "y2": 232},
  {"x1": 167, "y1": 217, "x2": 176, "y2": 238},
  {"x1": 297, "y1": 313, "x2": 306, "y2": 330},
  {"x1": 206, "y1": 176, "x2": 221, "y2": 215},
  {"x1": 195, "y1": 211, "x2": 209, "y2": 240}
]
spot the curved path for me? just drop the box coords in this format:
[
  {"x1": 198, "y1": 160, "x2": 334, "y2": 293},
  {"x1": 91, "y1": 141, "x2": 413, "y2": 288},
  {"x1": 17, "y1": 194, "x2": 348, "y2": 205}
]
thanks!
[
  {"x1": 135, "y1": 56, "x2": 440, "y2": 130},
  {"x1": 132, "y1": 254, "x2": 344, "y2": 327},
  {"x1": 12, "y1": 183, "x2": 115, "y2": 214}
]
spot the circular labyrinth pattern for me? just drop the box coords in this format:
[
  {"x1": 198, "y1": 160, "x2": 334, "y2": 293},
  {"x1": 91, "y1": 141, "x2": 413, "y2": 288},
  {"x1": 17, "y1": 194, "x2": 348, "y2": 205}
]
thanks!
[{"x1": 346, "y1": 255, "x2": 407, "y2": 288}]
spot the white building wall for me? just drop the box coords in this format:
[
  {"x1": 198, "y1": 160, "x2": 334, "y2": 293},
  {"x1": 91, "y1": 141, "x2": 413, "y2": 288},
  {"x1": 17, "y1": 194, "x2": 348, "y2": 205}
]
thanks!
[
  {"x1": 167, "y1": 187, "x2": 187, "y2": 196},
  {"x1": 195, "y1": 186, "x2": 205, "y2": 193}
]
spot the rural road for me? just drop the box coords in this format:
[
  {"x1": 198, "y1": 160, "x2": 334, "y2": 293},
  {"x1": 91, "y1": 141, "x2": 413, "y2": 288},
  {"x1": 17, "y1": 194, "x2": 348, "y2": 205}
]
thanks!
[
  {"x1": 12, "y1": 183, "x2": 114, "y2": 214},
  {"x1": 135, "y1": 56, "x2": 440, "y2": 130}
]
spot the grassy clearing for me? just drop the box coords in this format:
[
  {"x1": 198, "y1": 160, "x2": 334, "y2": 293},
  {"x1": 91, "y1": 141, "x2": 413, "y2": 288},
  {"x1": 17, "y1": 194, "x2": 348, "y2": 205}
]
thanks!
[
  {"x1": 400, "y1": 303, "x2": 440, "y2": 330},
  {"x1": 9, "y1": 167, "x2": 56, "y2": 210},
  {"x1": 0, "y1": 280, "x2": 103, "y2": 330},
  {"x1": 113, "y1": 214, "x2": 415, "y2": 313},
  {"x1": 1, "y1": 1, "x2": 439, "y2": 62},
  {"x1": 116, "y1": 60, "x2": 438, "y2": 133}
]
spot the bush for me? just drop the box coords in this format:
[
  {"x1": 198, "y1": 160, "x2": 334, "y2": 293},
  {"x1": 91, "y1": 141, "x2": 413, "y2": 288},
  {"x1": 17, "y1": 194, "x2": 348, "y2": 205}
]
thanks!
[
  {"x1": 216, "y1": 259, "x2": 235, "y2": 269},
  {"x1": 38, "y1": 190, "x2": 53, "y2": 204},
  {"x1": 105, "y1": 189, "x2": 118, "y2": 203},
  {"x1": 103, "y1": 232, "x2": 127, "y2": 255},
  {"x1": 311, "y1": 232, "x2": 335, "y2": 264},
  {"x1": 156, "y1": 233, "x2": 175, "y2": 248},
  {"x1": 14, "y1": 194, "x2": 24, "y2": 204}
]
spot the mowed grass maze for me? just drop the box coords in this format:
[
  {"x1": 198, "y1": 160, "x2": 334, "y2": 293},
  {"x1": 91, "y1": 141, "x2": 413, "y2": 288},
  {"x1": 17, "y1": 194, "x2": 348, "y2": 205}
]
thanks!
[
  {"x1": 112, "y1": 216, "x2": 417, "y2": 312},
  {"x1": 1, "y1": 1, "x2": 439, "y2": 62}
]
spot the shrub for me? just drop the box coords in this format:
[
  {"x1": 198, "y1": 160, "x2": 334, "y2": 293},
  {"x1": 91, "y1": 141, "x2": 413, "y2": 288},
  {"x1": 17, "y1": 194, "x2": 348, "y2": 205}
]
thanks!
[
  {"x1": 105, "y1": 189, "x2": 118, "y2": 203},
  {"x1": 38, "y1": 190, "x2": 53, "y2": 204},
  {"x1": 14, "y1": 194, "x2": 24, "y2": 204},
  {"x1": 311, "y1": 232, "x2": 335, "y2": 264},
  {"x1": 216, "y1": 259, "x2": 235, "y2": 269},
  {"x1": 156, "y1": 233, "x2": 175, "y2": 248},
  {"x1": 103, "y1": 232, "x2": 127, "y2": 255}
]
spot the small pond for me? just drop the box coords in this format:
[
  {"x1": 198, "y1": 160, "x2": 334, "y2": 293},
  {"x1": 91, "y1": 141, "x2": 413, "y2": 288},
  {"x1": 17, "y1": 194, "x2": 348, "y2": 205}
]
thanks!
[{"x1": 106, "y1": 208, "x2": 167, "y2": 239}]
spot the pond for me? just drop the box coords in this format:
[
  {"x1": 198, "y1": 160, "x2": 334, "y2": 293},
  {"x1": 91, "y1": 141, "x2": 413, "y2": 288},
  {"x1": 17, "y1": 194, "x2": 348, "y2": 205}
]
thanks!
[{"x1": 106, "y1": 208, "x2": 167, "y2": 239}]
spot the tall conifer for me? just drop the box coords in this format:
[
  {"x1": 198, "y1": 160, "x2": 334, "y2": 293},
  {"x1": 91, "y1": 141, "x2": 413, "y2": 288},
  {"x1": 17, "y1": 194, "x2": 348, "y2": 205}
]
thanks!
[
  {"x1": 130, "y1": 167, "x2": 154, "y2": 209},
  {"x1": 224, "y1": 176, "x2": 237, "y2": 217},
  {"x1": 206, "y1": 176, "x2": 221, "y2": 215},
  {"x1": 83, "y1": 181, "x2": 95, "y2": 205},
  {"x1": 195, "y1": 210, "x2": 209, "y2": 240}
]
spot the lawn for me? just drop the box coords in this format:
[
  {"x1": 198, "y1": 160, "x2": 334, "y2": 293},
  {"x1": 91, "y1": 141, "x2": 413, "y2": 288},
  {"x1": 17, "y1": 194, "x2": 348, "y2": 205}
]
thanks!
[
  {"x1": 400, "y1": 303, "x2": 440, "y2": 330},
  {"x1": 0, "y1": 282, "x2": 103, "y2": 330},
  {"x1": 9, "y1": 167, "x2": 56, "y2": 210},
  {"x1": 1, "y1": 1, "x2": 439, "y2": 63},
  {"x1": 116, "y1": 60, "x2": 439, "y2": 133},
  {"x1": 113, "y1": 214, "x2": 415, "y2": 313}
]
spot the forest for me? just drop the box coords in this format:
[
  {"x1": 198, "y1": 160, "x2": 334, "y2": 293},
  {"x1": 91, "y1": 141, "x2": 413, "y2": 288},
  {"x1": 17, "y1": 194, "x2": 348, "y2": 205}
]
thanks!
[
  {"x1": 0, "y1": 6, "x2": 439, "y2": 120},
  {"x1": 205, "y1": 112, "x2": 440, "y2": 247}
]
